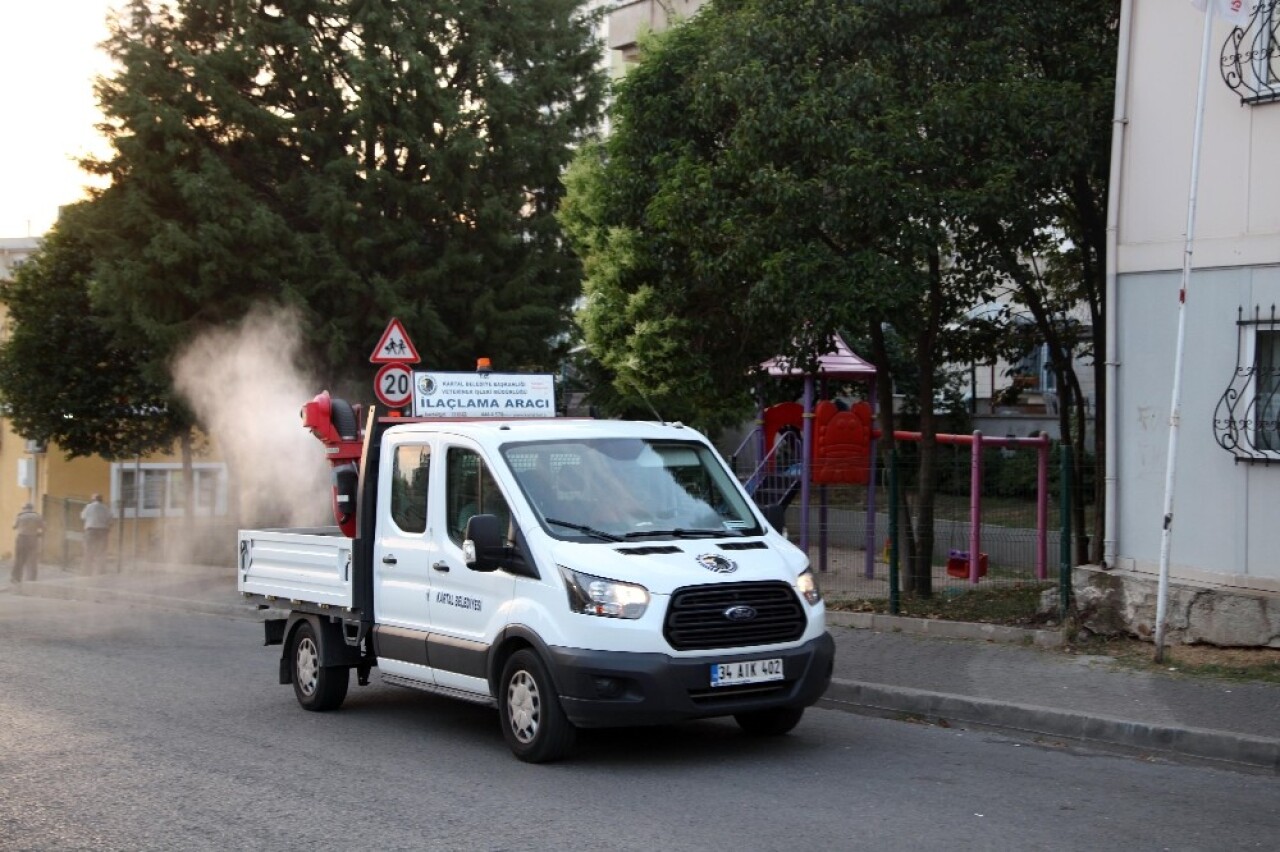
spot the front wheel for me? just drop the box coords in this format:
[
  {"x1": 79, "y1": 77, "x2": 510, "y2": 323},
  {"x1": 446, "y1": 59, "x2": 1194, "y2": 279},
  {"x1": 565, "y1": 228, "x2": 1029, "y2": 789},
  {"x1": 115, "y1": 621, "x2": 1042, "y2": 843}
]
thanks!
[
  {"x1": 290, "y1": 621, "x2": 349, "y2": 711},
  {"x1": 499, "y1": 649, "x2": 576, "y2": 763},
  {"x1": 735, "y1": 706, "x2": 805, "y2": 737}
]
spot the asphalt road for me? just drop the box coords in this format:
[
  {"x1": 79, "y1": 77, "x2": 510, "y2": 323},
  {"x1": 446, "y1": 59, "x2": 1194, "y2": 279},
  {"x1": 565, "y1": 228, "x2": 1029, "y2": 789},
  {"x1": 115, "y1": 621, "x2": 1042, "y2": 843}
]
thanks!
[{"x1": 1, "y1": 595, "x2": 1276, "y2": 852}]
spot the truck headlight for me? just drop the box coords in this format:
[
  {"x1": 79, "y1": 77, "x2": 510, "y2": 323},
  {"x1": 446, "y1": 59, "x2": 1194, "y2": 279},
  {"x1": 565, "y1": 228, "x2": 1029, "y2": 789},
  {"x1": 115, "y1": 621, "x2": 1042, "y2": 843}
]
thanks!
[
  {"x1": 561, "y1": 567, "x2": 649, "y2": 619},
  {"x1": 796, "y1": 568, "x2": 822, "y2": 605}
]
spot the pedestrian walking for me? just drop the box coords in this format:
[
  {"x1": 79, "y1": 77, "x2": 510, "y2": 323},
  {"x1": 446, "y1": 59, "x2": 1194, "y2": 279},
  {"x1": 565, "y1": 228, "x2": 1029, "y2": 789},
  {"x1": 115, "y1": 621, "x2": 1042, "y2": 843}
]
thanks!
[
  {"x1": 81, "y1": 493, "x2": 112, "y2": 575},
  {"x1": 11, "y1": 502, "x2": 44, "y2": 584}
]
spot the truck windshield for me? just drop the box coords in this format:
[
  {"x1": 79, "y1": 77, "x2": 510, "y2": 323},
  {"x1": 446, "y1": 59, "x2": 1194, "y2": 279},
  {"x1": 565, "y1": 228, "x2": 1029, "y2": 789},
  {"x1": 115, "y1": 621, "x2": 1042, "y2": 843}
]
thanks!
[{"x1": 501, "y1": 438, "x2": 764, "y2": 542}]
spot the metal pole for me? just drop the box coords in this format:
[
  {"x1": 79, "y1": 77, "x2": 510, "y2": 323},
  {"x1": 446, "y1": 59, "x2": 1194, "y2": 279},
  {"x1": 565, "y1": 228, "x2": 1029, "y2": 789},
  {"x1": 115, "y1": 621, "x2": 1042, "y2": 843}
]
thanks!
[
  {"x1": 1155, "y1": 3, "x2": 1214, "y2": 663},
  {"x1": 800, "y1": 377, "x2": 814, "y2": 555},
  {"x1": 889, "y1": 448, "x2": 900, "y2": 615},
  {"x1": 1036, "y1": 435, "x2": 1049, "y2": 581},
  {"x1": 1060, "y1": 443, "x2": 1073, "y2": 621},
  {"x1": 969, "y1": 431, "x2": 982, "y2": 583},
  {"x1": 864, "y1": 379, "x2": 879, "y2": 580}
]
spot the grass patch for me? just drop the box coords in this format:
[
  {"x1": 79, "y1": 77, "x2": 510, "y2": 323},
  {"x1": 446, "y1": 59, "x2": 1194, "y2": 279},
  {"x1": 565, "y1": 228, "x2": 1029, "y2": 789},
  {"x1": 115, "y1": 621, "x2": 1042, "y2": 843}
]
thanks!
[
  {"x1": 1065, "y1": 635, "x2": 1280, "y2": 685},
  {"x1": 828, "y1": 582, "x2": 1058, "y2": 628}
]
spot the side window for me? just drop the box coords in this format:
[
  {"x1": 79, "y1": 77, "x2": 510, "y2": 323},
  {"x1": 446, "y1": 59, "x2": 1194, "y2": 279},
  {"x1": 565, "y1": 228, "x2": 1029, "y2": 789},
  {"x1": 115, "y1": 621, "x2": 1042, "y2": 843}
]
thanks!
[
  {"x1": 446, "y1": 447, "x2": 511, "y2": 544},
  {"x1": 390, "y1": 444, "x2": 431, "y2": 534}
]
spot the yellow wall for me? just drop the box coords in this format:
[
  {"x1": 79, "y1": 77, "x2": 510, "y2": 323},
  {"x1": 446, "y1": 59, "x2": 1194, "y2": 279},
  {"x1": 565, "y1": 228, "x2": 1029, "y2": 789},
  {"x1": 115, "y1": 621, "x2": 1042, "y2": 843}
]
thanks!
[{"x1": 0, "y1": 424, "x2": 228, "y2": 567}]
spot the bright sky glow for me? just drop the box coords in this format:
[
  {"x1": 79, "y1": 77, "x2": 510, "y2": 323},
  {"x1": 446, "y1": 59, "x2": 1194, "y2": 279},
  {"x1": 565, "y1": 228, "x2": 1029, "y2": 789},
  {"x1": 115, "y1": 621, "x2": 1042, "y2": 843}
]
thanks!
[{"x1": 0, "y1": 2, "x2": 116, "y2": 238}]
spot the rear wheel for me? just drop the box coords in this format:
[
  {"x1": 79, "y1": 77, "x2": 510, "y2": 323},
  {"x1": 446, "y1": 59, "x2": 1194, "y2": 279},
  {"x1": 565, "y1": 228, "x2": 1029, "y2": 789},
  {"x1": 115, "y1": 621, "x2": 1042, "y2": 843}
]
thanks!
[
  {"x1": 291, "y1": 621, "x2": 349, "y2": 711},
  {"x1": 734, "y1": 706, "x2": 805, "y2": 736},
  {"x1": 499, "y1": 649, "x2": 576, "y2": 763}
]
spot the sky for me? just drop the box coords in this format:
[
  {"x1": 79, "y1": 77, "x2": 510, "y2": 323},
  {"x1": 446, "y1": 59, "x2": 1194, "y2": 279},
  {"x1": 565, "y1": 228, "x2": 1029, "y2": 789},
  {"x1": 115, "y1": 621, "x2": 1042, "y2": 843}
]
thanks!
[{"x1": 1, "y1": 2, "x2": 117, "y2": 238}]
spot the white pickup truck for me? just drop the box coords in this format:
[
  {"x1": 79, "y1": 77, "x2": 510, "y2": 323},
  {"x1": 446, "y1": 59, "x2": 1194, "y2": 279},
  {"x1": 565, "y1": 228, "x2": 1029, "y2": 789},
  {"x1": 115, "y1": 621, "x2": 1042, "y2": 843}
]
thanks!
[{"x1": 238, "y1": 393, "x2": 834, "y2": 762}]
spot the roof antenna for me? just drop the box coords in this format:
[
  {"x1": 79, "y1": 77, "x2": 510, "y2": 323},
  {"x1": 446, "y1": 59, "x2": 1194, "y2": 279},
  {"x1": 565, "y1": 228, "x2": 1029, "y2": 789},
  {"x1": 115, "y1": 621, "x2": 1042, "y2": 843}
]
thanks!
[{"x1": 628, "y1": 380, "x2": 666, "y2": 424}]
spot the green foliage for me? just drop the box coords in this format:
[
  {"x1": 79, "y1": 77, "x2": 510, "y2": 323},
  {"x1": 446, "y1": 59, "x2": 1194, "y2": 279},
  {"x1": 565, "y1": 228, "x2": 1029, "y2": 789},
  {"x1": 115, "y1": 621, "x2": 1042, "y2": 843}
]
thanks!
[
  {"x1": 0, "y1": 212, "x2": 188, "y2": 458},
  {"x1": 77, "y1": 0, "x2": 606, "y2": 391},
  {"x1": 562, "y1": 0, "x2": 1116, "y2": 576},
  {"x1": 563, "y1": 0, "x2": 1115, "y2": 415}
]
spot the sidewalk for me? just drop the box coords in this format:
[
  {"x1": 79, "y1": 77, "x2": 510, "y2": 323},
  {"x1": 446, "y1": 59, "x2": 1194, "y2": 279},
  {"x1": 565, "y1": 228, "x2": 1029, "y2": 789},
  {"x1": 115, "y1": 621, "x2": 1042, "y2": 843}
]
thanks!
[{"x1": 5, "y1": 562, "x2": 1278, "y2": 774}]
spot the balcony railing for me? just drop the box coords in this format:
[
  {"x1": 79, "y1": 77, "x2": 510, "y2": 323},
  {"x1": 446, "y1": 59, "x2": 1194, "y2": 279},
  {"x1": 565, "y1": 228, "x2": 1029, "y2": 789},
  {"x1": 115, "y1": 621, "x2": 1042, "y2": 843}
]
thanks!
[{"x1": 1221, "y1": 1, "x2": 1280, "y2": 104}]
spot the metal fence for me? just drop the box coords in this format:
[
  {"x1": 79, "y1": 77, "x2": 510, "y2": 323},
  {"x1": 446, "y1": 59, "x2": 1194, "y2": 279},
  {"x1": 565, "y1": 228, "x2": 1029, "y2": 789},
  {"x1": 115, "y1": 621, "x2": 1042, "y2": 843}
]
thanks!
[
  {"x1": 756, "y1": 439, "x2": 1095, "y2": 623},
  {"x1": 40, "y1": 495, "x2": 238, "y2": 572}
]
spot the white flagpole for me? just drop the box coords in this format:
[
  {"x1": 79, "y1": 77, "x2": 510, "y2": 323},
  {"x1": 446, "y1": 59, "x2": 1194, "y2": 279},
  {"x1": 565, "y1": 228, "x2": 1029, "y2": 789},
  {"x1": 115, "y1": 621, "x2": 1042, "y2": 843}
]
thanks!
[{"x1": 1154, "y1": 3, "x2": 1216, "y2": 663}]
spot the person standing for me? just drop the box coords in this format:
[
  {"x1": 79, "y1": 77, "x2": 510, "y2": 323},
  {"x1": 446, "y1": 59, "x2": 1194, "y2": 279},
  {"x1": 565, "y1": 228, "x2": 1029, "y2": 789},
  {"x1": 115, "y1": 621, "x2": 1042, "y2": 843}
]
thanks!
[
  {"x1": 81, "y1": 493, "x2": 112, "y2": 575},
  {"x1": 11, "y1": 502, "x2": 44, "y2": 584}
]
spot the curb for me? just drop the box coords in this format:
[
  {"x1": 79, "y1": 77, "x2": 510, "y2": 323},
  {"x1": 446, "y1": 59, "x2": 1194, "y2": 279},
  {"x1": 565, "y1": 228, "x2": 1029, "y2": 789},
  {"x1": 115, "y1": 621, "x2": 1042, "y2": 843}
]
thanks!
[
  {"x1": 826, "y1": 610, "x2": 1065, "y2": 647},
  {"x1": 821, "y1": 679, "x2": 1280, "y2": 775},
  {"x1": 11, "y1": 577, "x2": 283, "y2": 621}
]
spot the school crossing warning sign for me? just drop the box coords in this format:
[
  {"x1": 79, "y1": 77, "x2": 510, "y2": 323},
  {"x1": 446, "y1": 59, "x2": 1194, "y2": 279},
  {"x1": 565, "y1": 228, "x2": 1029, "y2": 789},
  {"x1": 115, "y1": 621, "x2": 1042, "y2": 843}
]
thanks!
[{"x1": 369, "y1": 318, "x2": 420, "y2": 364}]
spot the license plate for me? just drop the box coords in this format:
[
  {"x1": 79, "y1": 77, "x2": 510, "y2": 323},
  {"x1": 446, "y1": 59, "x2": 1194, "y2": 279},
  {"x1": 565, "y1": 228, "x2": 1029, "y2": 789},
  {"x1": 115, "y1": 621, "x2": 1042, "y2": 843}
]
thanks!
[{"x1": 710, "y1": 658, "x2": 784, "y2": 687}]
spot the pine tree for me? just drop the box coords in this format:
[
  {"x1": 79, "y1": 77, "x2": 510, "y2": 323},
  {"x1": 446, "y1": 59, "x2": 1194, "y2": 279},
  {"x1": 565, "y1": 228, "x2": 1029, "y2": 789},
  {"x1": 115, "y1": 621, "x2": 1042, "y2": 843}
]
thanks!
[{"x1": 81, "y1": 0, "x2": 605, "y2": 387}]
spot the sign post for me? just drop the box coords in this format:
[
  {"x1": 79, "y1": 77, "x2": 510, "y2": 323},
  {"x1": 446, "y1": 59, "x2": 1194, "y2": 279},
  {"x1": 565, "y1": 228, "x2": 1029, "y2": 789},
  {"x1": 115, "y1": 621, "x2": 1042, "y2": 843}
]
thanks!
[
  {"x1": 374, "y1": 362, "x2": 414, "y2": 409},
  {"x1": 370, "y1": 318, "x2": 420, "y2": 411}
]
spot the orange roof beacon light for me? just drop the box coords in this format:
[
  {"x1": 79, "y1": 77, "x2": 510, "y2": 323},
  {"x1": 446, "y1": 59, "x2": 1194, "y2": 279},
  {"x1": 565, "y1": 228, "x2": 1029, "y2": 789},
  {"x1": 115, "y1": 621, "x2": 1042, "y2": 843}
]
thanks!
[{"x1": 476, "y1": 357, "x2": 492, "y2": 375}]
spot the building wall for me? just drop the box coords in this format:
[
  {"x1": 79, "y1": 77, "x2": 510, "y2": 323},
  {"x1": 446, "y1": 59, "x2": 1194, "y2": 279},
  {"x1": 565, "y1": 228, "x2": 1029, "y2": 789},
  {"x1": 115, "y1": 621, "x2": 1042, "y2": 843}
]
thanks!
[
  {"x1": 607, "y1": 0, "x2": 708, "y2": 74},
  {"x1": 1117, "y1": 4, "x2": 1280, "y2": 272},
  {"x1": 1114, "y1": 2, "x2": 1280, "y2": 593}
]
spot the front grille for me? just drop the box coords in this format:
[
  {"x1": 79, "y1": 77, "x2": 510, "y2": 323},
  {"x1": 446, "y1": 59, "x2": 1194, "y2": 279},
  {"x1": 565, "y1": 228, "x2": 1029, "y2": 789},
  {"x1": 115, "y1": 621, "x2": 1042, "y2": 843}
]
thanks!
[
  {"x1": 718, "y1": 541, "x2": 768, "y2": 551},
  {"x1": 663, "y1": 581, "x2": 805, "y2": 651},
  {"x1": 616, "y1": 545, "x2": 683, "y2": 555}
]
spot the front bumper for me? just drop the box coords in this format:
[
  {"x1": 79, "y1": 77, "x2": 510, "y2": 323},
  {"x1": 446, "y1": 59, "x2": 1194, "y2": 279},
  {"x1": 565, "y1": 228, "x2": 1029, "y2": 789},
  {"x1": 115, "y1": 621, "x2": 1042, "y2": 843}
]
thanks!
[{"x1": 546, "y1": 632, "x2": 835, "y2": 729}]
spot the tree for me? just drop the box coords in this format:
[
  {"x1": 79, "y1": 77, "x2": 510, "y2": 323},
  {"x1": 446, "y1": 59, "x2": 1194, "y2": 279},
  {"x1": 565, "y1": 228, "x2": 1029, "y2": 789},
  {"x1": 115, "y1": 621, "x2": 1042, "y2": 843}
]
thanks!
[
  {"x1": 952, "y1": 0, "x2": 1117, "y2": 565},
  {"x1": 79, "y1": 0, "x2": 606, "y2": 390},
  {"x1": 561, "y1": 0, "x2": 1117, "y2": 594},
  {"x1": 0, "y1": 208, "x2": 187, "y2": 459}
]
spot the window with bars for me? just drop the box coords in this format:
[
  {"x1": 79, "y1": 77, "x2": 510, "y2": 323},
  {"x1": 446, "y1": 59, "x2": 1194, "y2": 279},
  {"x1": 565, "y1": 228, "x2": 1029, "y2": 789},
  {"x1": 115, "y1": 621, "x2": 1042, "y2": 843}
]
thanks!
[
  {"x1": 113, "y1": 464, "x2": 228, "y2": 517},
  {"x1": 1213, "y1": 307, "x2": 1280, "y2": 461},
  {"x1": 1221, "y1": 1, "x2": 1280, "y2": 104}
]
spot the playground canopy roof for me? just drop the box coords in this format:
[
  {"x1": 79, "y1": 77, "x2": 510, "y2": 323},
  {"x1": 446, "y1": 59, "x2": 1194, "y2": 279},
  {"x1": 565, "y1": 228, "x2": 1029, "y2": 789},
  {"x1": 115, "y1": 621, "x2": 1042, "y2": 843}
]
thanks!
[{"x1": 760, "y1": 333, "x2": 876, "y2": 380}]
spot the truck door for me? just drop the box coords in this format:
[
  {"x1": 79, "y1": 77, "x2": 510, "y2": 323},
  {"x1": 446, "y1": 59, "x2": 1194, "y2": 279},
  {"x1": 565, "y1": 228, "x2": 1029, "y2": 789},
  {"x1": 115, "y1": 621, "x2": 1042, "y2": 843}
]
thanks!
[
  {"x1": 372, "y1": 438, "x2": 439, "y2": 684},
  {"x1": 428, "y1": 443, "x2": 517, "y2": 694}
]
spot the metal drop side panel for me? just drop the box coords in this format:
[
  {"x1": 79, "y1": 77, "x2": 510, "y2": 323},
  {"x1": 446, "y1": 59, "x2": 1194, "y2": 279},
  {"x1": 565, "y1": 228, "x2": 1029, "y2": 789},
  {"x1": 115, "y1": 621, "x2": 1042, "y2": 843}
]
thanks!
[{"x1": 237, "y1": 529, "x2": 355, "y2": 608}]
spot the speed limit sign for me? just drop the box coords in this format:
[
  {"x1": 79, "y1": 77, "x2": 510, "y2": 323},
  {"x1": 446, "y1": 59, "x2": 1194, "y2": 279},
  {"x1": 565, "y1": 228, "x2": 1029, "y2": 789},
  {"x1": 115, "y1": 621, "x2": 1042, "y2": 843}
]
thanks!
[{"x1": 374, "y1": 362, "x2": 413, "y2": 409}]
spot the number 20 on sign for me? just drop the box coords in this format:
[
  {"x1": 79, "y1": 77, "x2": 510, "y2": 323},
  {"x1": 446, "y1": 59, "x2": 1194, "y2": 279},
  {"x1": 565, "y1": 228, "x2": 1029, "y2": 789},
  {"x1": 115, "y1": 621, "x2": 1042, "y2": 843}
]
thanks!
[{"x1": 374, "y1": 362, "x2": 413, "y2": 409}]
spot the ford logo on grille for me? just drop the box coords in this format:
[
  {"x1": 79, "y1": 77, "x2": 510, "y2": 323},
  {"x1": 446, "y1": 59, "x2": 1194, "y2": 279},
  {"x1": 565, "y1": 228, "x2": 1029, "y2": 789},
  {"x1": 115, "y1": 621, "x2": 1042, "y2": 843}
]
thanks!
[
  {"x1": 696, "y1": 553, "x2": 738, "y2": 573},
  {"x1": 724, "y1": 605, "x2": 757, "y2": 622}
]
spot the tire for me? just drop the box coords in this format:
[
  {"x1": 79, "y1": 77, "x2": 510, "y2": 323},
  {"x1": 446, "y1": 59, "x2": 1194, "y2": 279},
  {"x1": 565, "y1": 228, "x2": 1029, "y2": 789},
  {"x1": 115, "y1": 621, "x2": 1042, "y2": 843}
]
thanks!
[
  {"x1": 499, "y1": 649, "x2": 576, "y2": 763},
  {"x1": 290, "y1": 621, "x2": 349, "y2": 712},
  {"x1": 734, "y1": 706, "x2": 805, "y2": 737}
]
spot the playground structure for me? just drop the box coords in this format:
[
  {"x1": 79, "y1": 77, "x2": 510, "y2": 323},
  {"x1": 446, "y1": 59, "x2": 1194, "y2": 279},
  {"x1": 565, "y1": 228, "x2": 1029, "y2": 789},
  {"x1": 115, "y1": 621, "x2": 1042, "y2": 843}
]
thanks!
[{"x1": 736, "y1": 335, "x2": 1053, "y2": 590}]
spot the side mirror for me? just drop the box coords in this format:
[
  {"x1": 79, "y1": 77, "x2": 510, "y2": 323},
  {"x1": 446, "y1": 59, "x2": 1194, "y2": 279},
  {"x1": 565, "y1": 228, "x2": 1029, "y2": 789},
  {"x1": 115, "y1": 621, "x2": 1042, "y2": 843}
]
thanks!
[{"x1": 463, "y1": 514, "x2": 504, "y2": 572}]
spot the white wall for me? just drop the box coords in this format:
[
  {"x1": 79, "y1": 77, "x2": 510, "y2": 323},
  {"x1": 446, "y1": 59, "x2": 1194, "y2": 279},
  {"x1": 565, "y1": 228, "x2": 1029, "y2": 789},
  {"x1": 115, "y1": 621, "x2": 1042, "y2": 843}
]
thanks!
[
  {"x1": 1114, "y1": 2, "x2": 1280, "y2": 592},
  {"x1": 1114, "y1": 266, "x2": 1280, "y2": 589},
  {"x1": 1118, "y1": 2, "x2": 1280, "y2": 274}
]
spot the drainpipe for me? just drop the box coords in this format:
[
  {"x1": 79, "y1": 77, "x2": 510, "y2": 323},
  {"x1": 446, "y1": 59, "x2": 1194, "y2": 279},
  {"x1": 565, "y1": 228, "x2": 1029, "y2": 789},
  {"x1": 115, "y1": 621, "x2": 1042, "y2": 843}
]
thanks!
[{"x1": 1104, "y1": 0, "x2": 1136, "y2": 569}]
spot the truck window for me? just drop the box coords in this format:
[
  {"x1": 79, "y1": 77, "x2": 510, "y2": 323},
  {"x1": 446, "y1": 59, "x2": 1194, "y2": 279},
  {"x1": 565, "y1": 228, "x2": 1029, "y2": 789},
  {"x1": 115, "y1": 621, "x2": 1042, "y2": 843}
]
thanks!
[
  {"x1": 446, "y1": 447, "x2": 511, "y2": 545},
  {"x1": 390, "y1": 444, "x2": 431, "y2": 534}
]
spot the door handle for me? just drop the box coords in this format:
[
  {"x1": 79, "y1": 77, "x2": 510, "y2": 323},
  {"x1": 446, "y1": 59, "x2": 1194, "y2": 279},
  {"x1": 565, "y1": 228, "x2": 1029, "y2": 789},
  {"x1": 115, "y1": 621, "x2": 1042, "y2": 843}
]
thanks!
[
  {"x1": 432, "y1": 561, "x2": 450, "y2": 572},
  {"x1": 382, "y1": 554, "x2": 398, "y2": 565}
]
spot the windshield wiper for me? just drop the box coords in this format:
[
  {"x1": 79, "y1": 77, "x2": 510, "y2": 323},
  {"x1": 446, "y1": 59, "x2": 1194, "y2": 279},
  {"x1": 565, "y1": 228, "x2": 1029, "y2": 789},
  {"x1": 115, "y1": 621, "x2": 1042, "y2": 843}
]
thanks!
[
  {"x1": 543, "y1": 518, "x2": 624, "y2": 542},
  {"x1": 622, "y1": 528, "x2": 735, "y2": 540}
]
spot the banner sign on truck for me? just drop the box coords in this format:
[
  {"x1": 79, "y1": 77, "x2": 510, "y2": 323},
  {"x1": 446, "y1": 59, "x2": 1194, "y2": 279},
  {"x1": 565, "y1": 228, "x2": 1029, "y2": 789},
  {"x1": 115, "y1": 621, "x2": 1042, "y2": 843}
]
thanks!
[{"x1": 412, "y1": 372, "x2": 556, "y2": 418}]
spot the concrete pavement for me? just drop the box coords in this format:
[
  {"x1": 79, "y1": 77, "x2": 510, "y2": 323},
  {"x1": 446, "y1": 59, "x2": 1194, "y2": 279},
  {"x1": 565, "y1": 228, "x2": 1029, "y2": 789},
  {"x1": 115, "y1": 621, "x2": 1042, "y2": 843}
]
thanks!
[{"x1": 5, "y1": 561, "x2": 1278, "y2": 774}]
